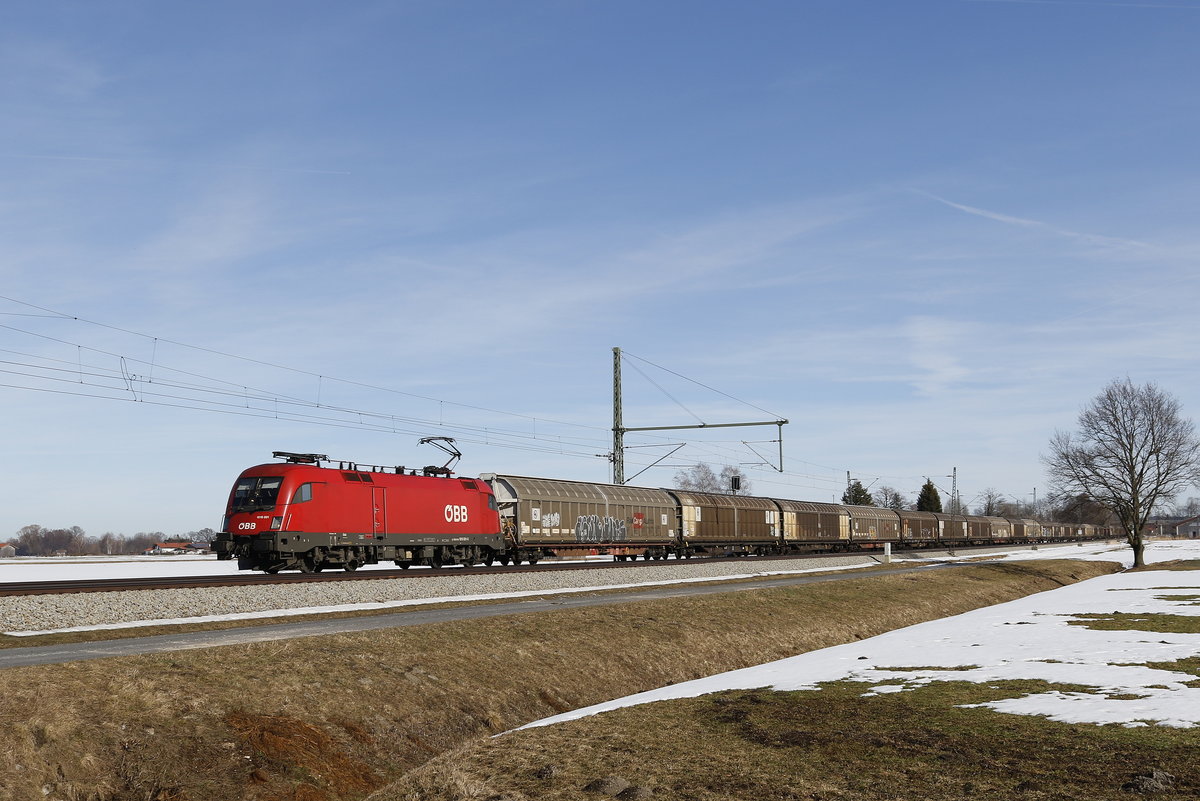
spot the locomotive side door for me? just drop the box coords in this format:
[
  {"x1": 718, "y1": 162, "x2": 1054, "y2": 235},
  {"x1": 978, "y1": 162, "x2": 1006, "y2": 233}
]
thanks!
[{"x1": 372, "y1": 486, "x2": 387, "y2": 535}]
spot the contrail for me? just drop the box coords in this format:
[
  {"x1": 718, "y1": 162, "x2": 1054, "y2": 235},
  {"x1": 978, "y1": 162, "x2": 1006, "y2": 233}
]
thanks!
[{"x1": 912, "y1": 189, "x2": 1155, "y2": 251}]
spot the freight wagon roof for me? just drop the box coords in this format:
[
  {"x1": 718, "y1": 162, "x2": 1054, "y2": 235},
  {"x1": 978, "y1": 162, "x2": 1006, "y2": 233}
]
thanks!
[
  {"x1": 773, "y1": 499, "x2": 847, "y2": 515},
  {"x1": 667, "y1": 490, "x2": 778, "y2": 510},
  {"x1": 843, "y1": 505, "x2": 901, "y2": 522},
  {"x1": 897, "y1": 509, "x2": 939, "y2": 523},
  {"x1": 480, "y1": 474, "x2": 676, "y2": 507}
]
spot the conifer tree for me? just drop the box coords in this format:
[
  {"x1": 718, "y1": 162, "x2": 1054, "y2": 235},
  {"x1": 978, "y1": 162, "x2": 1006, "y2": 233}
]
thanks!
[
  {"x1": 916, "y1": 479, "x2": 943, "y2": 513},
  {"x1": 842, "y1": 479, "x2": 874, "y2": 506}
]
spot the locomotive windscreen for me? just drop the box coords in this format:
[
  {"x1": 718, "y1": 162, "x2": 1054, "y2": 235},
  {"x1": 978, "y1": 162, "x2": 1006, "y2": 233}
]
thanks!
[{"x1": 232, "y1": 476, "x2": 283, "y2": 512}]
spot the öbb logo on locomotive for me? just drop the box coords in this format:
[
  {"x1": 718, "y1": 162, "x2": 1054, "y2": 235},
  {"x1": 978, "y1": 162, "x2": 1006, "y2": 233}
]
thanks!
[{"x1": 209, "y1": 452, "x2": 1112, "y2": 574}]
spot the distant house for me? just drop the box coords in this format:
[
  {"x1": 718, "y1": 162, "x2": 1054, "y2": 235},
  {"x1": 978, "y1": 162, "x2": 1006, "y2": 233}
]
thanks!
[
  {"x1": 0, "y1": 543, "x2": 15, "y2": 558},
  {"x1": 1172, "y1": 515, "x2": 1200, "y2": 539},
  {"x1": 142, "y1": 542, "x2": 194, "y2": 555},
  {"x1": 1145, "y1": 516, "x2": 1200, "y2": 539}
]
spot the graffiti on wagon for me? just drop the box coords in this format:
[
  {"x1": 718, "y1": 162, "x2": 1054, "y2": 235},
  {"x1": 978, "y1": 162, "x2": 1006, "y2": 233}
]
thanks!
[{"x1": 575, "y1": 515, "x2": 628, "y2": 543}]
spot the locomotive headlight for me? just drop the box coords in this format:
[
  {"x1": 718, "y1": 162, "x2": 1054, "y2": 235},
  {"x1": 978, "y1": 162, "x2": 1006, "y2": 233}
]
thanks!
[{"x1": 270, "y1": 516, "x2": 283, "y2": 531}]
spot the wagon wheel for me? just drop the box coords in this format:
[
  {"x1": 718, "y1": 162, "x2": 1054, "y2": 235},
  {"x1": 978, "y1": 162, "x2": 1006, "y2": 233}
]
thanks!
[
  {"x1": 395, "y1": 560, "x2": 411, "y2": 570},
  {"x1": 264, "y1": 566, "x2": 281, "y2": 575},
  {"x1": 343, "y1": 559, "x2": 360, "y2": 572}
]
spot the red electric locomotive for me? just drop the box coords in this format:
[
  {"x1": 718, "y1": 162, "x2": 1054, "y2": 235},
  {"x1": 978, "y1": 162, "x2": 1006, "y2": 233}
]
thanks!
[{"x1": 211, "y1": 451, "x2": 505, "y2": 573}]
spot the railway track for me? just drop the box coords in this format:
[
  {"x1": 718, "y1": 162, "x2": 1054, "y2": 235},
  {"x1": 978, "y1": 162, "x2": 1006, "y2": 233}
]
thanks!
[
  {"x1": 0, "y1": 540, "x2": 1094, "y2": 597},
  {"x1": 0, "y1": 551, "x2": 875, "y2": 596}
]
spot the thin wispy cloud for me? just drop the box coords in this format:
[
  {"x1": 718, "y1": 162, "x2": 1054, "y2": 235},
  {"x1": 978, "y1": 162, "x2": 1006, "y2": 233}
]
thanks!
[{"x1": 914, "y1": 190, "x2": 1155, "y2": 252}]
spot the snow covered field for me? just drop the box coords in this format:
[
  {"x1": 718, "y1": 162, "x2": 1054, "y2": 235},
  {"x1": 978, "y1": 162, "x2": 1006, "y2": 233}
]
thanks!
[
  {"x1": 520, "y1": 539, "x2": 1200, "y2": 731},
  {"x1": 0, "y1": 553, "x2": 378, "y2": 583}
]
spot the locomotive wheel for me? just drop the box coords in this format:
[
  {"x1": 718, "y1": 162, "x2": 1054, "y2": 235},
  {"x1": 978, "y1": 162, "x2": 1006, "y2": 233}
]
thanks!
[
  {"x1": 299, "y1": 555, "x2": 318, "y2": 573},
  {"x1": 264, "y1": 566, "x2": 280, "y2": 574},
  {"x1": 482, "y1": 552, "x2": 495, "y2": 567},
  {"x1": 498, "y1": 554, "x2": 510, "y2": 566},
  {"x1": 429, "y1": 549, "x2": 444, "y2": 569}
]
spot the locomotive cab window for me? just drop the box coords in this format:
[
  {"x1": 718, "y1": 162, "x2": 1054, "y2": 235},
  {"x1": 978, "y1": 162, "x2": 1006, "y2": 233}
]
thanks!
[
  {"x1": 232, "y1": 476, "x2": 283, "y2": 513},
  {"x1": 292, "y1": 483, "x2": 313, "y2": 504}
]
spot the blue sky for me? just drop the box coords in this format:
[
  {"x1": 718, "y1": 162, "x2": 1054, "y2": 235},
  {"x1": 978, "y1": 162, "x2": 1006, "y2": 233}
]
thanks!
[{"x1": 3, "y1": 0, "x2": 1200, "y2": 536}]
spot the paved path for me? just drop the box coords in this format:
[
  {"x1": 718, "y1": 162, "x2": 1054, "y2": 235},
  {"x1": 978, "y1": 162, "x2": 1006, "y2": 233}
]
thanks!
[{"x1": 0, "y1": 564, "x2": 939, "y2": 669}]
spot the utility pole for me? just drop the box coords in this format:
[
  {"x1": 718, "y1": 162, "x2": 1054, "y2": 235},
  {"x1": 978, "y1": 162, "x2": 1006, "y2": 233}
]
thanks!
[
  {"x1": 610, "y1": 346, "x2": 788, "y2": 485},
  {"x1": 613, "y1": 347, "x2": 624, "y2": 484},
  {"x1": 952, "y1": 466, "x2": 959, "y2": 515}
]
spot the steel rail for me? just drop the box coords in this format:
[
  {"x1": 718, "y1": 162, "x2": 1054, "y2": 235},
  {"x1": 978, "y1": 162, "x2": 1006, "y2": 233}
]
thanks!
[{"x1": 0, "y1": 540, "x2": 1092, "y2": 597}]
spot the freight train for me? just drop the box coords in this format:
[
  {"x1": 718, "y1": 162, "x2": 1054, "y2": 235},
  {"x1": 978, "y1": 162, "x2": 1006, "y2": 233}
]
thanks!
[{"x1": 211, "y1": 451, "x2": 1111, "y2": 573}]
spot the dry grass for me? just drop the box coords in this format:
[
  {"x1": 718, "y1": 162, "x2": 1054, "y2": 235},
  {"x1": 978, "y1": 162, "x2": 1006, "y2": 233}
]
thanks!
[
  {"x1": 383, "y1": 681, "x2": 1199, "y2": 801},
  {"x1": 1067, "y1": 612, "x2": 1200, "y2": 633},
  {"x1": 1132, "y1": 559, "x2": 1200, "y2": 572},
  {"x1": 0, "y1": 559, "x2": 1117, "y2": 801}
]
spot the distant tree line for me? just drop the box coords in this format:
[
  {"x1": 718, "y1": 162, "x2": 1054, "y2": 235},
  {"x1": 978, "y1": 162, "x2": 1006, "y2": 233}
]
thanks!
[
  {"x1": 843, "y1": 480, "x2": 1117, "y2": 525},
  {"x1": 674, "y1": 464, "x2": 1115, "y2": 524},
  {"x1": 7, "y1": 525, "x2": 216, "y2": 557}
]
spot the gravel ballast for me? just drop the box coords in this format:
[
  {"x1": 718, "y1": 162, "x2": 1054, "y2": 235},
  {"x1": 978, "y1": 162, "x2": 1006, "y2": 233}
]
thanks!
[{"x1": 1, "y1": 555, "x2": 883, "y2": 634}]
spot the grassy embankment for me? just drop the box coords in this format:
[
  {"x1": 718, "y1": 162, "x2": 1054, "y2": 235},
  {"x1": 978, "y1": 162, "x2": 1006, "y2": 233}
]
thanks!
[
  {"x1": 385, "y1": 558, "x2": 1200, "y2": 801},
  {"x1": 0, "y1": 559, "x2": 1123, "y2": 801}
]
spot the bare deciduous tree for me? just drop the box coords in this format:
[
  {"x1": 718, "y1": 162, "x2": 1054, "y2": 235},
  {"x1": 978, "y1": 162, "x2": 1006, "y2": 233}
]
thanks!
[
  {"x1": 974, "y1": 488, "x2": 1007, "y2": 517},
  {"x1": 875, "y1": 485, "x2": 908, "y2": 511},
  {"x1": 673, "y1": 463, "x2": 752, "y2": 495},
  {"x1": 1045, "y1": 378, "x2": 1200, "y2": 567}
]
